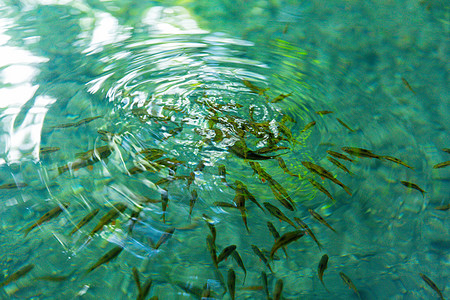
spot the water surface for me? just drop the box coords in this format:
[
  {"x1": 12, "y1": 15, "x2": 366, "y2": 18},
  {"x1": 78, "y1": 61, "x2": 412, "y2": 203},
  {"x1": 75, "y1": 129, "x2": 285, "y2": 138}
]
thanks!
[{"x1": 0, "y1": 0, "x2": 448, "y2": 299}]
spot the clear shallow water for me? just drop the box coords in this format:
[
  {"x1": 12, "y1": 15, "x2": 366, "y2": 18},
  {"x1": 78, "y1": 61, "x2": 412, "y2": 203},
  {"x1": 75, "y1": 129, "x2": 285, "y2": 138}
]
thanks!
[{"x1": 0, "y1": 1, "x2": 448, "y2": 299}]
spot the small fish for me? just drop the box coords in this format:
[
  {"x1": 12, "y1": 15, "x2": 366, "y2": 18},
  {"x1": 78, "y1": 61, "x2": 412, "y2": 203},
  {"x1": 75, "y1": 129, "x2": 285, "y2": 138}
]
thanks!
[
  {"x1": 231, "y1": 250, "x2": 247, "y2": 285},
  {"x1": 87, "y1": 246, "x2": 123, "y2": 273},
  {"x1": 302, "y1": 161, "x2": 352, "y2": 196},
  {"x1": 229, "y1": 140, "x2": 279, "y2": 161},
  {"x1": 185, "y1": 171, "x2": 195, "y2": 189},
  {"x1": 70, "y1": 208, "x2": 100, "y2": 236},
  {"x1": 261, "y1": 271, "x2": 269, "y2": 300},
  {"x1": 0, "y1": 264, "x2": 34, "y2": 288},
  {"x1": 233, "y1": 190, "x2": 250, "y2": 233},
  {"x1": 318, "y1": 254, "x2": 330, "y2": 292},
  {"x1": 308, "y1": 209, "x2": 337, "y2": 233},
  {"x1": 189, "y1": 189, "x2": 198, "y2": 219},
  {"x1": 341, "y1": 147, "x2": 381, "y2": 159},
  {"x1": 326, "y1": 150, "x2": 353, "y2": 162},
  {"x1": 217, "y1": 245, "x2": 237, "y2": 263},
  {"x1": 235, "y1": 180, "x2": 265, "y2": 212},
  {"x1": 271, "y1": 92, "x2": 292, "y2": 103},
  {"x1": 175, "y1": 220, "x2": 200, "y2": 231},
  {"x1": 203, "y1": 214, "x2": 217, "y2": 244},
  {"x1": 39, "y1": 147, "x2": 60, "y2": 155},
  {"x1": 381, "y1": 155, "x2": 414, "y2": 170},
  {"x1": 74, "y1": 115, "x2": 102, "y2": 127},
  {"x1": 51, "y1": 121, "x2": 76, "y2": 128},
  {"x1": 308, "y1": 178, "x2": 335, "y2": 203},
  {"x1": 161, "y1": 189, "x2": 169, "y2": 223},
  {"x1": 155, "y1": 175, "x2": 190, "y2": 186},
  {"x1": 419, "y1": 272, "x2": 444, "y2": 300},
  {"x1": 283, "y1": 23, "x2": 289, "y2": 34},
  {"x1": 0, "y1": 182, "x2": 27, "y2": 189},
  {"x1": 228, "y1": 269, "x2": 236, "y2": 300},
  {"x1": 218, "y1": 164, "x2": 228, "y2": 183},
  {"x1": 34, "y1": 274, "x2": 70, "y2": 282},
  {"x1": 442, "y1": 148, "x2": 450, "y2": 154},
  {"x1": 336, "y1": 118, "x2": 355, "y2": 132},
  {"x1": 58, "y1": 145, "x2": 114, "y2": 174},
  {"x1": 401, "y1": 77, "x2": 416, "y2": 94},
  {"x1": 264, "y1": 175, "x2": 296, "y2": 210},
  {"x1": 293, "y1": 217, "x2": 322, "y2": 250},
  {"x1": 137, "y1": 277, "x2": 152, "y2": 300},
  {"x1": 243, "y1": 80, "x2": 269, "y2": 95},
  {"x1": 433, "y1": 161, "x2": 450, "y2": 169},
  {"x1": 214, "y1": 201, "x2": 238, "y2": 209},
  {"x1": 154, "y1": 227, "x2": 175, "y2": 249},
  {"x1": 400, "y1": 181, "x2": 426, "y2": 197},
  {"x1": 241, "y1": 285, "x2": 264, "y2": 291},
  {"x1": 327, "y1": 156, "x2": 352, "y2": 174},
  {"x1": 162, "y1": 127, "x2": 183, "y2": 141},
  {"x1": 194, "y1": 160, "x2": 206, "y2": 172},
  {"x1": 280, "y1": 114, "x2": 295, "y2": 124},
  {"x1": 128, "y1": 162, "x2": 163, "y2": 175},
  {"x1": 24, "y1": 202, "x2": 70, "y2": 237},
  {"x1": 206, "y1": 235, "x2": 218, "y2": 268},
  {"x1": 127, "y1": 208, "x2": 143, "y2": 235},
  {"x1": 248, "y1": 161, "x2": 265, "y2": 178},
  {"x1": 254, "y1": 146, "x2": 289, "y2": 155},
  {"x1": 137, "y1": 148, "x2": 166, "y2": 161},
  {"x1": 97, "y1": 130, "x2": 121, "y2": 143},
  {"x1": 278, "y1": 122, "x2": 300, "y2": 145},
  {"x1": 273, "y1": 279, "x2": 284, "y2": 300},
  {"x1": 132, "y1": 267, "x2": 141, "y2": 293},
  {"x1": 301, "y1": 121, "x2": 316, "y2": 133},
  {"x1": 251, "y1": 244, "x2": 273, "y2": 273},
  {"x1": 270, "y1": 230, "x2": 305, "y2": 259},
  {"x1": 154, "y1": 157, "x2": 185, "y2": 170},
  {"x1": 268, "y1": 184, "x2": 296, "y2": 211},
  {"x1": 339, "y1": 272, "x2": 361, "y2": 299},
  {"x1": 263, "y1": 202, "x2": 297, "y2": 228},
  {"x1": 434, "y1": 204, "x2": 450, "y2": 211},
  {"x1": 89, "y1": 203, "x2": 127, "y2": 237},
  {"x1": 277, "y1": 157, "x2": 300, "y2": 178},
  {"x1": 315, "y1": 110, "x2": 333, "y2": 115},
  {"x1": 267, "y1": 221, "x2": 288, "y2": 258}
]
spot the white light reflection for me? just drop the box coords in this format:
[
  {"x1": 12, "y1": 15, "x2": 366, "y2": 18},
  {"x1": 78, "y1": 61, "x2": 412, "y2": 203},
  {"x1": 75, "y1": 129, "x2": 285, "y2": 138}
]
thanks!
[
  {"x1": 1, "y1": 65, "x2": 38, "y2": 84},
  {"x1": 0, "y1": 29, "x2": 53, "y2": 164},
  {"x1": 83, "y1": 11, "x2": 131, "y2": 55},
  {"x1": 142, "y1": 6, "x2": 209, "y2": 35},
  {"x1": 7, "y1": 95, "x2": 56, "y2": 163},
  {"x1": 15, "y1": 0, "x2": 90, "y2": 14}
]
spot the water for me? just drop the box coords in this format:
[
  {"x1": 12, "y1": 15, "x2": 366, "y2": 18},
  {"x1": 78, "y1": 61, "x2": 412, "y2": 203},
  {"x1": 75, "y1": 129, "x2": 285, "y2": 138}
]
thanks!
[{"x1": 0, "y1": 0, "x2": 448, "y2": 299}]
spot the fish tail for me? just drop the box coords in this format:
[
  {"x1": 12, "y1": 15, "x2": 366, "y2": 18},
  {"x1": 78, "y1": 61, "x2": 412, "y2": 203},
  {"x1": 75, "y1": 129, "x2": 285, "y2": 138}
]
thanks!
[
  {"x1": 321, "y1": 280, "x2": 330, "y2": 293},
  {"x1": 344, "y1": 186, "x2": 352, "y2": 196},
  {"x1": 24, "y1": 228, "x2": 31, "y2": 237}
]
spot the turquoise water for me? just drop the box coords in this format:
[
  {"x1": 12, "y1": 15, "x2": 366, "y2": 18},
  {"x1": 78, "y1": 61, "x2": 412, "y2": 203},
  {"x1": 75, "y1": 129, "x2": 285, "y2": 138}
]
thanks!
[{"x1": 0, "y1": 0, "x2": 448, "y2": 299}]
